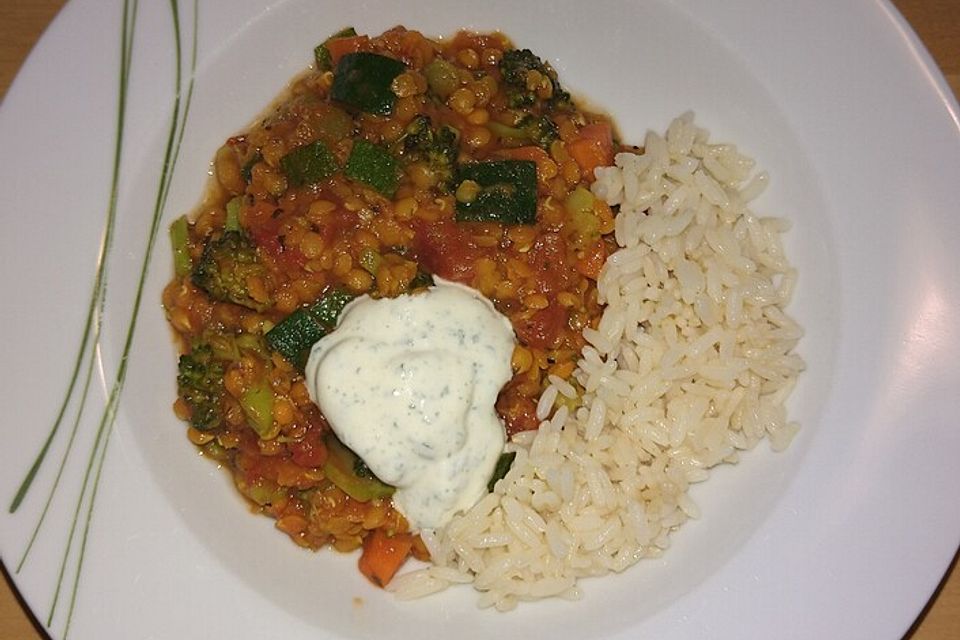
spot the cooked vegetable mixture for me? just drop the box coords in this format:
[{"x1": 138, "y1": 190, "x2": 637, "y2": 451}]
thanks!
[{"x1": 163, "y1": 26, "x2": 618, "y2": 587}]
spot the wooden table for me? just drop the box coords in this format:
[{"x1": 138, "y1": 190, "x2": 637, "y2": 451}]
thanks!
[{"x1": 1, "y1": 0, "x2": 958, "y2": 638}]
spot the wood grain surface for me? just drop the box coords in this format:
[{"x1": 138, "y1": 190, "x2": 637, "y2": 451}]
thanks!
[{"x1": 1, "y1": 1, "x2": 958, "y2": 638}]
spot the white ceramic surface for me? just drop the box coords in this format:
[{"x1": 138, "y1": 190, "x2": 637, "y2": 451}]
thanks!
[{"x1": 1, "y1": 1, "x2": 958, "y2": 638}]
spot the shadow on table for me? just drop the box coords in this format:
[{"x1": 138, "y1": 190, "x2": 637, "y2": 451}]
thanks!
[
  {"x1": 903, "y1": 546, "x2": 959, "y2": 639},
  {"x1": 1, "y1": 561, "x2": 50, "y2": 640}
]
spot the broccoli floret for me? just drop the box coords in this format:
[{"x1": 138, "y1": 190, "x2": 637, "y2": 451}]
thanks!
[
  {"x1": 517, "y1": 114, "x2": 559, "y2": 148},
  {"x1": 498, "y1": 48, "x2": 571, "y2": 111},
  {"x1": 399, "y1": 115, "x2": 460, "y2": 191},
  {"x1": 177, "y1": 333, "x2": 271, "y2": 434},
  {"x1": 490, "y1": 114, "x2": 559, "y2": 150},
  {"x1": 177, "y1": 344, "x2": 225, "y2": 431},
  {"x1": 192, "y1": 230, "x2": 270, "y2": 311}
]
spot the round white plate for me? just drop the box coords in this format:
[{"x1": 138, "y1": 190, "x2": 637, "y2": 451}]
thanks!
[{"x1": 2, "y1": 1, "x2": 958, "y2": 638}]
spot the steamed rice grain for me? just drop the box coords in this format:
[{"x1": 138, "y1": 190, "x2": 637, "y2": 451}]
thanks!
[{"x1": 388, "y1": 113, "x2": 805, "y2": 608}]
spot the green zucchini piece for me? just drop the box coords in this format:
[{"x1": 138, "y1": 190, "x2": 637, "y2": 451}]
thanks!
[
  {"x1": 308, "y1": 287, "x2": 355, "y2": 327},
  {"x1": 331, "y1": 52, "x2": 407, "y2": 116},
  {"x1": 346, "y1": 139, "x2": 400, "y2": 197},
  {"x1": 265, "y1": 288, "x2": 355, "y2": 370},
  {"x1": 487, "y1": 451, "x2": 517, "y2": 492},
  {"x1": 455, "y1": 160, "x2": 537, "y2": 225},
  {"x1": 313, "y1": 27, "x2": 358, "y2": 72},
  {"x1": 565, "y1": 186, "x2": 600, "y2": 247},
  {"x1": 169, "y1": 216, "x2": 191, "y2": 277},
  {"x1": 358, "y1": 247, "x2": 381, "y2": 275},
  {"x1": 310, "y1": 104, "x2": 354, "y2": 145},
  {"x1": 265, "y1": 309, "x2": 324, "y2": 370},
  {"x1": 323, "y1": 434, "x2": 395, "y2": 502},
  {"x1": 225, "y1": 196, "x2": 242, "y2": 232},
  {"x1": 280, "y1": 140, "x2": 340, "y2": 187},
  {"x1": 241, "y1": 381, "x2": 275, "y2": 439},
  {"x1": 246, "y1": 477, "x2": 283, "y2": 506}
]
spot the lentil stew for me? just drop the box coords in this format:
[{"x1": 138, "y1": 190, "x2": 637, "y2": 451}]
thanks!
[{"x1": 163, "y1": 26, "x2": 619, "y2": 585}]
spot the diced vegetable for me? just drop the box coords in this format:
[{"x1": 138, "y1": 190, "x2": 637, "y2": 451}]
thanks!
[
  {"x1": 412, "y1": 218, "x2": 483, "y2": 284},
  {"x1": 169, "y1": 216, "x2": 191, "y2": 277},
  {"x1": 192, "y1": 230, "x2": 271, "y2": 311},
  {"x1": 308, "y1": 288, "x2": 353, "y2": 326},
  {"x1": 495, "y1": 145, "x2": 554, "y2": 183},
  {"x1": 324, "y1": 35, "x2": 370, "y2": 69},
  {"x1": 225, "y1": 196, "x2": 242, "y2": 232},
  {"x1": 565, "y1": 186, "x2": 594, "y2": 216},
  {"x1": 496, "y1": 385, "x2": 540, "y2": 435},
  {"x1": 488, "y1": 115, "x2": 559, "y2": 150},
  {"x1": 313, "y1": 27, "x2": 359, "y2": 71},
  {"x1": 322, "y1": 434, "x2": 395, "y2": 502},
  {"x1": 358, "y1": 247, "x2": 381, "y2": 275},
  {"x1": 399, "y1": 115, "x2": 460, "y2": 192},
  {"x1": 514, "y1": 302, "x2": 567, "y2": 349},
  {"x1": 240, "y1": 381, "x2": 275, "y2": 439},
  {"x1": 345, "y1": 139, "x2": 400, "y2": 197},
  {"x1": 246, "y1": 477, "x2": 283, "y2": 506},
  {"x1": 176, "y1": 344, "x2": 225, "y2": 431},
  {"x1": 487, "y1": 451, "x2": 517, "y2": 492},
  {"x1": 454, "y1": 160, "x2": 537, "y2": 225},
  {"x1": 423, "y1": 57, "x2": 460, "y2": 99},
  {"x1": 567, "y1": 122, "x2": 614, "y2": 180},
  {"x1": 498, "y1": 48, "x2": 571, "y2": 111},
  {"x1": 265, "y1": 288, "x2": 355, "y2": 369},
  {"x1": 289, "y1": 427, "x2": 328, "y2": 468},
  {"x1": 309, "y1": 104, "x2": 354, "y2": 146},
  {"x1": 236, "y1": 333, "x2": 268, "y2": 354},
  {"x1": 330, "y1": 52, "x2": 407, "y2": 115},
  {"x1": 565, "y1": 186, "x2": 600, "y2": 247},
  {"x1": 177, "y1": 333, "x2": 272, "y2": 434},
  {"x1": 279, "y1": 140, "x2": 340, "y2": 187},
  {"x1": 245, "y1": 201, "x2": 307, "y2": 270},
  {"x1": 358, "y1": 528, "x2": 414, "y2": 587}
]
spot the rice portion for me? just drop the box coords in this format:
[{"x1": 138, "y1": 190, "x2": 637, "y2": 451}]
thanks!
[{"x1": 388, "y1": 113, "x2": 805, "y2": 610}]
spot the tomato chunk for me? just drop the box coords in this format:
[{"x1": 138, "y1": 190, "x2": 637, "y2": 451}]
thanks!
[
  {"x1": 289, "y1": 427, "x2": 328, "y2": 468},
  {"x1": 496, "y1": 385, "x2": 541, "y2": 436},
  {"x1": 527, "y1": 233, "x2": 574, "y2": 295},
  {"x1": 514, "y1": 303, "x2": 567, "y2": 349},
  {"x1": 245, "y1": 203, "x2": 307, "y2": 271},
  {"x1": 326, "y1": 35, "x2": 370, "y2": 66},
  {"x1": 412, "y1": 219, "x2": 483, "y2": 284}
]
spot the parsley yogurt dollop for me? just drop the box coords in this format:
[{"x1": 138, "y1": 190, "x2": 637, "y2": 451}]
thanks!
[{"x1": 305, "y1": 278, "x2": 516, "y2": 530}]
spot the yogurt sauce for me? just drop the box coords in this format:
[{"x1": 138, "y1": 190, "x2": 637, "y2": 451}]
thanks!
[{"x1": 304, "y1": 278, "x2": 515, "y2": 531}]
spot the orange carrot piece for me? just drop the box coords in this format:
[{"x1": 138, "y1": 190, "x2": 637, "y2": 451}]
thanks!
[
  {"x1": 326, "y1": 35, "x2": 370, "y2": 66},
  {"x1": 567, "y1": 122, "x2": 614, "y2": 180},
  {"x1": 358, "y1": 529, "x2": 415, "y2": 587}
]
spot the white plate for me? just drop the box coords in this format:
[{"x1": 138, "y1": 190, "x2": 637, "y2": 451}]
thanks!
[{"x1": 2, "y1": 1, "x2": 958, "y2": 638}]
